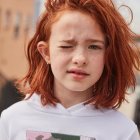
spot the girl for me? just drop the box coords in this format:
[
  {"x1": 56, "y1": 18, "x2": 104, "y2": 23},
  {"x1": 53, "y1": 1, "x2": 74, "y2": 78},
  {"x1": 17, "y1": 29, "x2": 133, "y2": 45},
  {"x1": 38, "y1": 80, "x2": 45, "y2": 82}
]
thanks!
[{"x1": 0, "y1": 0, "x2": 140, "y2": 139}]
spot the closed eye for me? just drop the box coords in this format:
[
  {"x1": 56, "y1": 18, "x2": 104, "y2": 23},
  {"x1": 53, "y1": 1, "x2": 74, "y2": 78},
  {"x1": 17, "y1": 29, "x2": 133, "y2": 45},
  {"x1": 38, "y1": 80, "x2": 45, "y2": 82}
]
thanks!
[
  {"x1": 59, "y1": 46, "x2": 73, "y2": 49},
  {"x1": 88, "y1": 45, "x2": 102, "y2": 50}
]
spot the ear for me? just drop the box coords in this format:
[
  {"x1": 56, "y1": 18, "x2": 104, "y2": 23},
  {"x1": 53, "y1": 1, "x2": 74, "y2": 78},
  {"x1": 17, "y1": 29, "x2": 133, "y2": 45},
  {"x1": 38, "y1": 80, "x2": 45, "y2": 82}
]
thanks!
[{"x1": 37, "y1": 41, "x2": 50, "y2": 64}]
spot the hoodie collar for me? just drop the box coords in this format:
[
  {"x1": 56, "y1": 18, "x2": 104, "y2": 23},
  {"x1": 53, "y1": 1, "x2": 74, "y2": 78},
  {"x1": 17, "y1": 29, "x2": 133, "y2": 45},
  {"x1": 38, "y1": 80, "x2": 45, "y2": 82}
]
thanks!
[{"x1": 27, "y1": 93, "x2": 113, "y2": 117}]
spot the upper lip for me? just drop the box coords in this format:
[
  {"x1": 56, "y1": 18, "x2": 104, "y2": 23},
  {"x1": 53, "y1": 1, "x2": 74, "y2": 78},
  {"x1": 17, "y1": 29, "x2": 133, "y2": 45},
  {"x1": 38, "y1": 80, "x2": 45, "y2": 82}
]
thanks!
[{"x1": 67, "y1": 69, "x2": 89, "y2": 75}]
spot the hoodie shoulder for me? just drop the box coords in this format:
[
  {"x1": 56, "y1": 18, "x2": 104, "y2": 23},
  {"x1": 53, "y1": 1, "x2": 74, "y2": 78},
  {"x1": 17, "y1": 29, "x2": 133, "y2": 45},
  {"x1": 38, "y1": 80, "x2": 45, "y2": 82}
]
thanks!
[{"x1": 0, "y1": 100, "x2": 29, "y2": 119}]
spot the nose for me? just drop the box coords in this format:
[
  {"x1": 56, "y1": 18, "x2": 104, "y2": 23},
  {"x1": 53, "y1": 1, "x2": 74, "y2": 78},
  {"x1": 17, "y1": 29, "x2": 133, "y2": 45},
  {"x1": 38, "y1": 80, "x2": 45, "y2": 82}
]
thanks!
[{"x1": 72, "y1": 49, "x2": 87, "y2": 66}]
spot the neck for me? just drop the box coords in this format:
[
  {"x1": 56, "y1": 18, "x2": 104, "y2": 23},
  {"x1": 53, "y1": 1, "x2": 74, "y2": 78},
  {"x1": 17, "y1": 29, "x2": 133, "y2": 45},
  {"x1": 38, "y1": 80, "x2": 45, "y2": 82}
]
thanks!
[{"x1": 54, "y1": 82, "x2": 93, "y2": 108}]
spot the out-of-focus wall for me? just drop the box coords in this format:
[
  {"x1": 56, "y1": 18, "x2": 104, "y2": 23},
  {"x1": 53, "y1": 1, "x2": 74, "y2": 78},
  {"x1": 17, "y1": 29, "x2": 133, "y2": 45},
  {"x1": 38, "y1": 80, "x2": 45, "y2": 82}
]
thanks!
[{"x1": 0, "y1": 0, "x2": 34, "y2": 79}]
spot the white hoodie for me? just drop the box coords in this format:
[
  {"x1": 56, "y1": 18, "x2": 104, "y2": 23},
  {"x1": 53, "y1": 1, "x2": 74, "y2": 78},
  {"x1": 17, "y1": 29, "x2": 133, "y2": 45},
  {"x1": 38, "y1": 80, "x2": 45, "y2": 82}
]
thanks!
[{"x1": 0, "y1": 93, "x2": 139, "y2": 140}]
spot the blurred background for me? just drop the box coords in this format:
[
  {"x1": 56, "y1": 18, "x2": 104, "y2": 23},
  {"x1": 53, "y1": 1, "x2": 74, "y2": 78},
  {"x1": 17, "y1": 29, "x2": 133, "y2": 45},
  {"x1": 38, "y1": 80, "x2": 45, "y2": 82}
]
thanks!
[{"x1": 0, "y1": 0, "x2": 140, "y2": 130}]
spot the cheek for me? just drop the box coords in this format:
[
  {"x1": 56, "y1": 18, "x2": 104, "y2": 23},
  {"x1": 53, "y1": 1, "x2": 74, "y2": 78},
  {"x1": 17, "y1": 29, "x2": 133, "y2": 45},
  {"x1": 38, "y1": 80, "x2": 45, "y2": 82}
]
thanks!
[
  {"x1": 98, "y1": 57, "x2": 105, "y2": 72},
  {"x1": 50, "y1": 48, "x2": 69, "y2": 64},
  {"x1": 92, "y1": 53, "x2": 105, "y2": 67},
  {"x1": 91, "y1": 57, "x2": 105, "y2": 82},
  {"x1": 91, "y1": 55, "x2": 105, "y2": 77},
  {"x1": 50, "y1": 53, "x2": 67, "y2": 72}
]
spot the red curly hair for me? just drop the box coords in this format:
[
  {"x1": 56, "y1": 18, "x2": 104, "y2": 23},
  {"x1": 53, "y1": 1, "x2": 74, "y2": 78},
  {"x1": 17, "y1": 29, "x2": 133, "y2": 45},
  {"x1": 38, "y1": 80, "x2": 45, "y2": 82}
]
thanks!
[{"x1": 17, "y1": 0, "x2": 140, "y2": 108}]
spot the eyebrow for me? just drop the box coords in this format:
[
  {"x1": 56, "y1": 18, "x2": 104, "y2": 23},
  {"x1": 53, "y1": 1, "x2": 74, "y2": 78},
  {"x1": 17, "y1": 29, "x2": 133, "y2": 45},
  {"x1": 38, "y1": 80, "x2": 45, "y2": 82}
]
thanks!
[
  {"x1": 85, "y1": 39, "x2": 105, "y2": 45},
  {"x1": 59, "y1": 38, "x2": 105, "y2": 45},
  {"x1": 59, "y1": 39, "x2": 77, "y2": 45}
]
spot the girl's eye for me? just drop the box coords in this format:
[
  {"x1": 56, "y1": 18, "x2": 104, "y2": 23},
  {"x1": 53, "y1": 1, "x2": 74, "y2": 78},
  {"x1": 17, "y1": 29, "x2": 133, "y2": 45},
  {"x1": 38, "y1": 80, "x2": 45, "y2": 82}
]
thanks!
[
  {"x1": 88, "y1": 45, "x2": 101, "y2": 50},
  {"x1": 59, "y1": 46, "x2": 73, "y2": 49}
]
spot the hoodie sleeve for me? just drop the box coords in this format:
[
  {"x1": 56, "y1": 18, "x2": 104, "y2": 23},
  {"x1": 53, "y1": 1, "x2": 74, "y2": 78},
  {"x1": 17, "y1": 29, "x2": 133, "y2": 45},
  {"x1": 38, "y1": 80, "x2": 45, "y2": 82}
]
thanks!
[
  {"x1": 0, "y1": 110, "x2": 9, "y2": 140},
  {"x1": 127, "y1": 127, "x2": 140, "y2": 140}
]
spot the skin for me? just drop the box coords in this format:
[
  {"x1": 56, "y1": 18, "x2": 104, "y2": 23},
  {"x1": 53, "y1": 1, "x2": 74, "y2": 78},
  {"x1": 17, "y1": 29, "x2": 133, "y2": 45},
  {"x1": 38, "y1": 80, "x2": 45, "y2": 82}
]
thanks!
[{"x1": 38, "y1": 10, "x2": 105, "y2": 108}]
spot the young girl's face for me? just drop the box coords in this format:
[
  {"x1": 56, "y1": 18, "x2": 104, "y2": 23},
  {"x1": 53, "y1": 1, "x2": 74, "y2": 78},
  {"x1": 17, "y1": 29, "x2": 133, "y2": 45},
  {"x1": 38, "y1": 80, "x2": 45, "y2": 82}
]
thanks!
[{"x1": 39, "y1": 10, "x2": 105, "y2": 97}]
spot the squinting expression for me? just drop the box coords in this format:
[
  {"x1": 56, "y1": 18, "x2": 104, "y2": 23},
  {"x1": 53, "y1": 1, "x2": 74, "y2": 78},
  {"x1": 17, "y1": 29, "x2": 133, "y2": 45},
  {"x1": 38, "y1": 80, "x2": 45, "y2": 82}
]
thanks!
[{"x1": 49, "y1": 10, "x2": 105, "y2": 95}]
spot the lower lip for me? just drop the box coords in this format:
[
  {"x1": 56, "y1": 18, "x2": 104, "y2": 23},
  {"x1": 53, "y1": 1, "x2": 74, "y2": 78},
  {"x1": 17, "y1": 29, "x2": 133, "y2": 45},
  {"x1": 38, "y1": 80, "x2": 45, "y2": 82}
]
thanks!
[{"x1": 69, "y1": 73, "x2": 88, "y2": 80}]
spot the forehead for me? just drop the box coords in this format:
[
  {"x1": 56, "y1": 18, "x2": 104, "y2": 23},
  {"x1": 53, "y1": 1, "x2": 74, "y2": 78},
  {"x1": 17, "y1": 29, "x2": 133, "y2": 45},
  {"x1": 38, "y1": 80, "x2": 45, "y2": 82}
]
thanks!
[
  {"x1": 52, "y1": 10, "x2": 96, "y2": 30},
  {"x1": 50, "y1": 10, "x2": 104, "y2": 42}
]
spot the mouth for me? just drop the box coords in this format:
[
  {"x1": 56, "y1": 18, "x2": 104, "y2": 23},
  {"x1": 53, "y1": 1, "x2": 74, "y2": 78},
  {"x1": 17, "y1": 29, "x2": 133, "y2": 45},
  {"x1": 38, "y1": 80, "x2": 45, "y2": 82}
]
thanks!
[{"x1": 67, "y1": 69, "x2": 89, "y2": 76}]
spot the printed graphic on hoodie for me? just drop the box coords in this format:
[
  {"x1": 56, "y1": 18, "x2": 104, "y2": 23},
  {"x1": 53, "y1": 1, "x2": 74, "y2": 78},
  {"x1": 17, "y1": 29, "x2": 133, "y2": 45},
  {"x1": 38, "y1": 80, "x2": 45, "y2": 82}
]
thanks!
[{"x1": 26, "y1": 130, "x2": 96, "y2": 140}]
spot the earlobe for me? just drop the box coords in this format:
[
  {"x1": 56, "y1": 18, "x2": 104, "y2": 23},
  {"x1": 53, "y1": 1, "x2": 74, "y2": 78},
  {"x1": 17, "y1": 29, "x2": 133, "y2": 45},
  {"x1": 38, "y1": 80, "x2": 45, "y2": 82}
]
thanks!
[{"x1": 37, "y1": 41, "x2": 50, "y2": 64}]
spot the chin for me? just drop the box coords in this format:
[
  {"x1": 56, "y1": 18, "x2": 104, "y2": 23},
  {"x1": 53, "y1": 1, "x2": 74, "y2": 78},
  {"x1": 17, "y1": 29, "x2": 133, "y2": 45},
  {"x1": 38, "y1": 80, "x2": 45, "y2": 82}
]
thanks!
[{"x1": 67, "y1": 86, "x2": 92, "y2": 92}]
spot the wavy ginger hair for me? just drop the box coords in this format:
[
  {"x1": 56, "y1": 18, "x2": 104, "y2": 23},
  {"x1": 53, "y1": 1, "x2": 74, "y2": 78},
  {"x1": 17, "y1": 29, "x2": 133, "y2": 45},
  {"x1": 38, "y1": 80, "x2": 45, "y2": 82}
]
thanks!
[{"x1": 17, "y1": 0, "x2": 140, "y2": 108}]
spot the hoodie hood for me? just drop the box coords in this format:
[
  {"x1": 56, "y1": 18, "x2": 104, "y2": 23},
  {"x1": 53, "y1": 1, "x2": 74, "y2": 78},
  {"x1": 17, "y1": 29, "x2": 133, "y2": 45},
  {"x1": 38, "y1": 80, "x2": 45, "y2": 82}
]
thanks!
[{"x1": 26, "y1": 93, "x2": 114, "y2": 117}]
